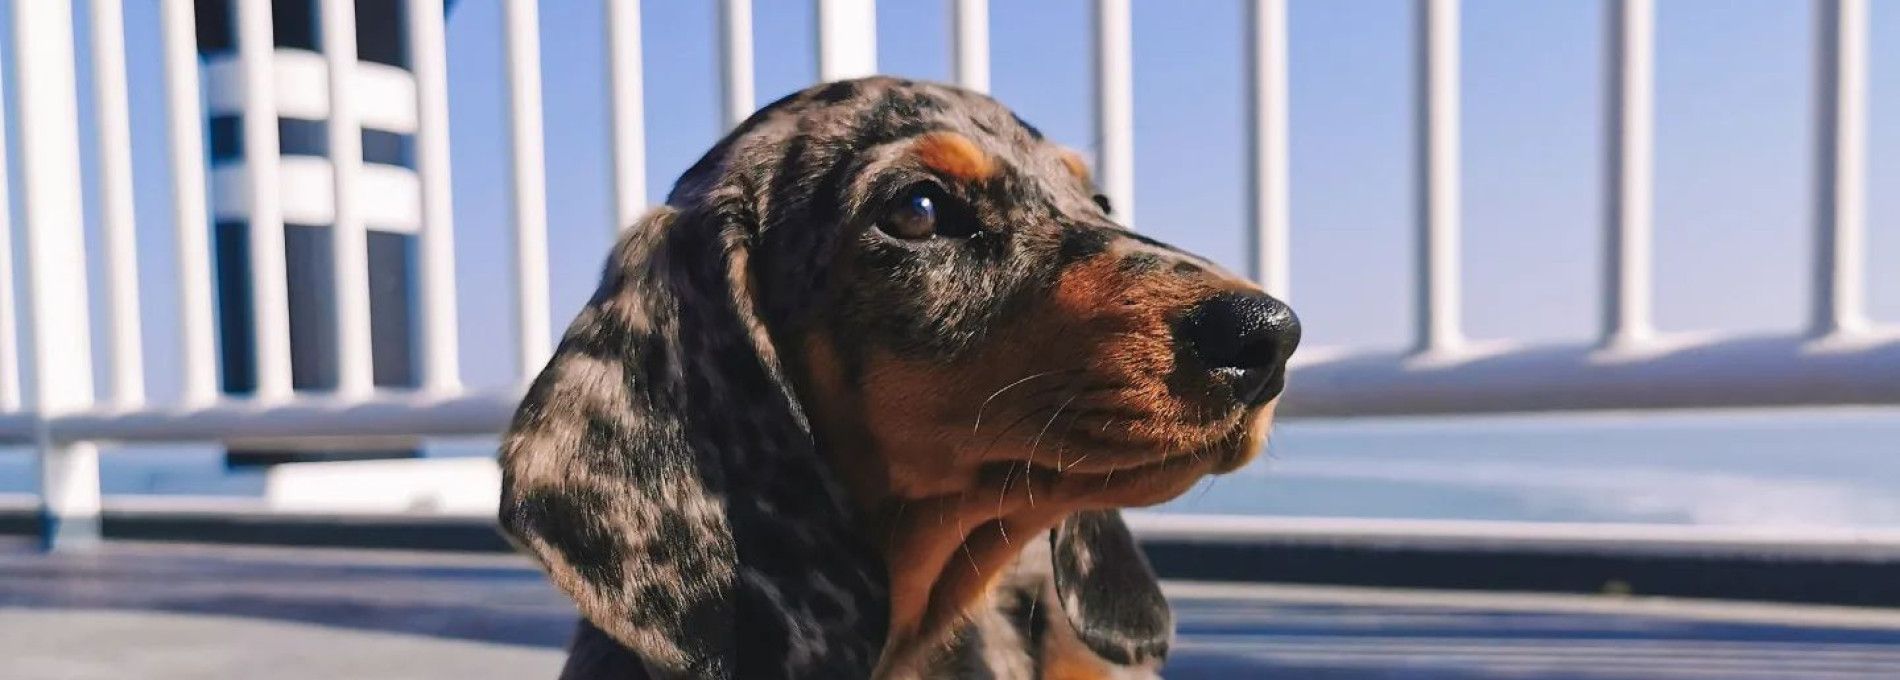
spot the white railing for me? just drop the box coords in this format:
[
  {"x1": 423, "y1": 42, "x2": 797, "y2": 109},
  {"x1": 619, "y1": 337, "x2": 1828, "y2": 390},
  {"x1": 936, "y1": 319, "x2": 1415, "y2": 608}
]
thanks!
[
  {"x1": 0, "y1": 0, "x2": 1891, "y2": 547},
  {"x1": 1284, "y1": 0, "x2": 1896, "y2": 417}
]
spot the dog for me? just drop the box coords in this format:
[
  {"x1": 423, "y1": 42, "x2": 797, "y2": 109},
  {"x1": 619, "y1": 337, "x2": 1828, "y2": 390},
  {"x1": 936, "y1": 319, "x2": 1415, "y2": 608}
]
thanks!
[{"x1": 498, "y1": 76, "x2": 1298, "y2": 679}]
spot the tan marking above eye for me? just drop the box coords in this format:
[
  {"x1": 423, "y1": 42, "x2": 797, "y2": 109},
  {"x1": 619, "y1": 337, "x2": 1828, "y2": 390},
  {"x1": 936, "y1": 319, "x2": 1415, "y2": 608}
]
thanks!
[
  {"x1": 1058, "y1": 149, "x2": 1093, "y2": 183},
  {"x1": 913, "y1": 131, "x2": 996, "y2": 183}
]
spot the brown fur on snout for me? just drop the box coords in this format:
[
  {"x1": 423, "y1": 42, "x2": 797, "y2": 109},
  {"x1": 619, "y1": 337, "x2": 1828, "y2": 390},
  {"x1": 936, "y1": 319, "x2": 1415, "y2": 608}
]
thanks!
[{"x1": 796, "y1": 238, "x2": 1276, "y2": 672}]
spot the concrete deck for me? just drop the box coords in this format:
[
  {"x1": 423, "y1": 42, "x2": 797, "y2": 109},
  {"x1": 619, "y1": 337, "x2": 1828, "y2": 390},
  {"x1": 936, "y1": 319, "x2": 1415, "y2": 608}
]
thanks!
[{"x1": 5, "y1": 538, "x2": 1900, "y2": 678}]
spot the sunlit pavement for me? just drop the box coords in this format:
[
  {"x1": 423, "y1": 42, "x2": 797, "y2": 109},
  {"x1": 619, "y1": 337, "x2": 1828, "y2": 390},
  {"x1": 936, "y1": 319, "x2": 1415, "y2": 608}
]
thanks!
[
  {"x1": 3, "y1": 538, "x2": 1899, "y2": 679},
  {"x1": 1162, "y1": 584, "x2": 1900, "y2": 678}
]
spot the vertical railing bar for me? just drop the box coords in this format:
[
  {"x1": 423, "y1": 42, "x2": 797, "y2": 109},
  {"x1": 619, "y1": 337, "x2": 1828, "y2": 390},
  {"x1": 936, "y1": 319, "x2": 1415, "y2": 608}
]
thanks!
[
  {"x1": 816, "y1": 0, "x2": 878, "y2": 81},
  {"x1": 11, "y1": 0, "x2": 102, "y2": 549},
  {"x1": 1414, "y1": 0, "x2": 1462, "y2": 355},
  {"x1": 87, "y1": 0, "x2": 146, "y2": 407},
  {"x1": 235, "y1": 0, "x2": 295, "y2": 399},
  {"x1": 1811, "y1": 0, "x2": 1868, "y2": 339},
  {"x1": 606, "y1": 0, "x2": 649, "y2": 232},
  {"x1": 0, "y1": 28, "x2": 19, "y2": 411},
  {"x1": 1602, "y1": 0, "x2": 1654, "y2": 349},
  {"x1": 952, "y1": 0, "x2": 990, "y2": 93},
  {"x1": 1245, "y1": 0, "x2": 1291, "y2": 300},
  {"x1": 160, "y1": 0, "x2": 219, "y2": 405},
  {"x1": 718, "y1": 0, "x2": 755, "y2": 130},
  {"x1": 322, "y1": 0, "x2": 375, "y2": 397},
  {"x1": 1092, "y1": 0, "x2": 1135, "y2": 225},
  {"x1": 408, "y1": 0, "x2": 462, "y2": 393},
  {"x1": 504, "y1": 0, "x2": 552, "y2": 375}
]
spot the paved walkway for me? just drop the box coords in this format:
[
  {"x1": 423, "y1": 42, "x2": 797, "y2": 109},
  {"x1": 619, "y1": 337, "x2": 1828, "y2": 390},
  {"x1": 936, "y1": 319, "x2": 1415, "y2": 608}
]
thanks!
[
  {"x1": 2, "y1": 609, "x2": 561, "y2": 679},
  {"x1": 5, "y1": 538, "x2": 1900, "y2": 678}
]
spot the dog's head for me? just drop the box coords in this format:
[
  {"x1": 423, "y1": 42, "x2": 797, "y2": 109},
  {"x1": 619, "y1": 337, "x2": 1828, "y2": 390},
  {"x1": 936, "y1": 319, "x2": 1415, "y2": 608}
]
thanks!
[{"x1": 500, "y1": 77, "x2": 1297, "y2": 678}]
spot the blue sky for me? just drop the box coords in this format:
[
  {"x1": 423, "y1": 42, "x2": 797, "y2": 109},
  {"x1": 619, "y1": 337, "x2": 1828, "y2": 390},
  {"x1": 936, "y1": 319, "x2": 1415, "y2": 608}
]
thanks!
[
  {"x1": 32, "y1": 0, "x2": 1900, "y2": 397},
  {"x1": 466, "y1": 0, "x2": 1900, "y2": 389}
]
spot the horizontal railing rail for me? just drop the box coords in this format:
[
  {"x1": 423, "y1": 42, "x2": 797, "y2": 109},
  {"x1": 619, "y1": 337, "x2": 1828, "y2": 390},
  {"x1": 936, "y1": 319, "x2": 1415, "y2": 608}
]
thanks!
[{"x1": 0, "y1": 0, "x2": 1887, "y2": 549}]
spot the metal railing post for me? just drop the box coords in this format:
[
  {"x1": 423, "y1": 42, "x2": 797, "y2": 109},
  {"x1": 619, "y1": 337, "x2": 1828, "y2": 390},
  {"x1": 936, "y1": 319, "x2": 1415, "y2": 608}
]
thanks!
[
  {"x1": 606, "y1": 0, "x2": 650, "y2": 232},
  {"x1": 10, "y1": 0, "x2": 101, "y2": 550},
  {"x1": 1245, "y1": 0, "x2": 1291, "y2": 299},
  {"x1": 816, "y1": 0, "x2": 877, "y2": 81},
  {"x1": 1414, "y1": 0, "x2": 1463, "y2": 355},
  {"x1": 1811, "y1": 0, "x2": 1868, "y2": 339},
  {"x1": 409, "y1": 0, "x2": 463, "y2": 393},
  {"x1": 236, "y1": 0, "x2": 296, "y2": 400},
  {"x1": 87, "y1": 0, "x2": 146, "y2": 406},
  {"x1": 1602, "y1": 0, "x2": 1655, "y2": 349},
  {"x1": 0, "y1": 22, "x2": 20, "y2": 413},
  {"x1": 952, "y1": 0, "x2": 990, "y2": 93},
  {"x1": 160, "y1": 0, "x2": 221, "y2": 406},
  {"x1": 504, "y1": 0, "x2": 552, "y2": 376},
  {"x1": 1093, "y1": 0, "x2": 1135, "y2": 225},
  {"x1": 323, "y1": 0, "x2": 377, "y2": 398},
  {"x1": 718, "y1": 0, "x2": 755, "y2": 130}
]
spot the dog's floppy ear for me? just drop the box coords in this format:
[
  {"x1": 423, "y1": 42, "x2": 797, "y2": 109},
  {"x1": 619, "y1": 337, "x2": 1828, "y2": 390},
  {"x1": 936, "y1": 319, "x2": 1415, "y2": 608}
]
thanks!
[
  {"x1": 499, "y1": 205, "x2": 887, "y2": 679},
  {"x1": 1050, "y1": 510, "x2": 1173, "y2": 666}
]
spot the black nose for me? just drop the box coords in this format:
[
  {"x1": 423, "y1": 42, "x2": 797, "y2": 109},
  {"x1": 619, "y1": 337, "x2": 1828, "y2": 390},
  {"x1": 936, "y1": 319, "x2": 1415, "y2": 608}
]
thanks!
[{"x1": 1175, "y1": 292, "x2": 1301, "y2": 406}]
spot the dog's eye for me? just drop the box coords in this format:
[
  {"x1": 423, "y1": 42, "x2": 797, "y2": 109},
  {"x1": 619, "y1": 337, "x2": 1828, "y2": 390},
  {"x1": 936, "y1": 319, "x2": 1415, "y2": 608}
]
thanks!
[
  {"x1": 877, "y1": 185, "x2": 974, "y2": 240},
  {"x1": 1092, "y1": 194, "x2": 1113, "y2": 215},
  {"x1": 883, "y1": 192, "x2": 938, "y2": 239}
]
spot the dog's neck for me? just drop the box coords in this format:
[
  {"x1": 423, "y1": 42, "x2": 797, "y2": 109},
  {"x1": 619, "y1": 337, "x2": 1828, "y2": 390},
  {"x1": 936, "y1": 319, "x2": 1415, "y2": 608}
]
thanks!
[
  {"x1": 792, "y1": 340, "x2": 1069, "y2": 672},
  {"x1": 818, "y1": 435, "x2": 1073, "y2": 675}
]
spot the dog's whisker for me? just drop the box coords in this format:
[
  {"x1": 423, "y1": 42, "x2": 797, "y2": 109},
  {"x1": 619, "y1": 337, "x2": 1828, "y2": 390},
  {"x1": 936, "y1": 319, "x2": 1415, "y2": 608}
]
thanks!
[
  {"x1": 1192, "y1": 475, "x2": 1220, "y2": 506},
  {"x1": 1023, "y1": 392, "x2": 1083, "y2": 508},
  {"x1": 971, "y1": 369, "x2": 1082, "y2": 434},
  {"x1": 996, "y1": 446, "x2": 1036, "y2": 521},
  {"x1": 1024, "y1": 576, "x2": 1038, "y2": 624},
  {"x1": 970, "y1": 404, "x2": 1059, "y2": 467},
  {"x1": 889, "y1": 500, "x2": 912, "y2": 546},
  {"x1": 1008, "y1": 380, "x2": 1126, "y2": 406},
  {"x1": 954, "y1": 490, "x2": 968, "y2": 538},
  {"x1": 1050, "y1": 405, "x2": 1089, "y2": 473},
  {"x1": 996, "y1": 461, "x2": 1017, "y2": 518},
  {"x1": 969, "y1": 385, "x2": 1121, "y2": 470},
  {"x1": 977, "y1": 382, "x2": 1121, "y2": 438},
  {"x1": 949, "y1": 491, "x2": 986, "y2": 578},
  {"x1": 996, "y1": 453, "x2": 1036, "y2": 533}
]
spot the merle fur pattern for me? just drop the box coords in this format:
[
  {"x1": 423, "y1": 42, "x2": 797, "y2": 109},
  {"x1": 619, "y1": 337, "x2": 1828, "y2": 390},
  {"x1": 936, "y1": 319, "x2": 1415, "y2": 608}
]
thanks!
[{"x1": 499, "y1": 77, "x2": 1190, "y2": 679}]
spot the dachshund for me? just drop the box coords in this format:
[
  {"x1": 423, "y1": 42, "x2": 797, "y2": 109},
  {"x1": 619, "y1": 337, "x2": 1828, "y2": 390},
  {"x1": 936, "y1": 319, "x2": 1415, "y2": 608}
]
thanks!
[{"x1": 498, "y1": 76, "x2": 1299, "y2": 679}]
